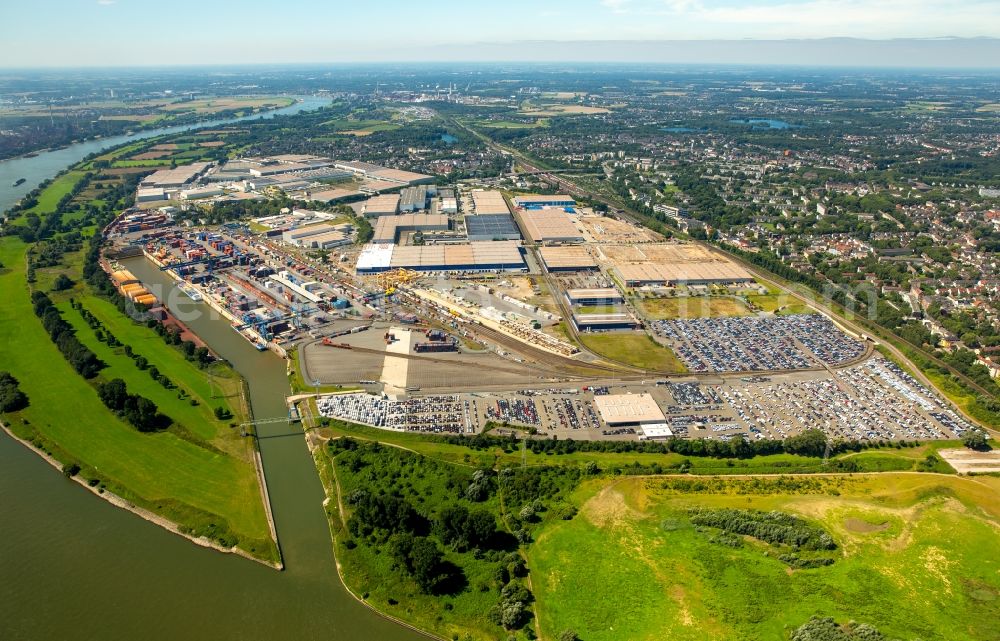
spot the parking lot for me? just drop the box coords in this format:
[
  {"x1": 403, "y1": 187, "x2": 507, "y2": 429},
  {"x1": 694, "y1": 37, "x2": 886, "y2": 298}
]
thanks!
[
  {"x1": 314, "y1": 354, "x2": 970, "y2": 443},
  {"x1": 317, "y1": 393, "x2": 474, "y2": 434},
  {"x1": 652, "y1": 314, "x2": 866, "y2": 372}
]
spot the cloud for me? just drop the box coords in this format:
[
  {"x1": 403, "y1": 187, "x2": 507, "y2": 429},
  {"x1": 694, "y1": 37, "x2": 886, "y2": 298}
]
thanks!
[
  {"x1": 97, "y1": 0, "x2": 116, "y2": 5},
  {"x1": 595, "y1": 0, "x2": 1000, "y2": 39},
  {"x1": 601, "y1": 0, "x2": 632, "y2": 13}
]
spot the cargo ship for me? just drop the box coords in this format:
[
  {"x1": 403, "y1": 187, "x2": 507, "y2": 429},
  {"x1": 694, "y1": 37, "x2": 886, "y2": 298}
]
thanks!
[
  {"x1": 233, "y1": 326, "x2": 268, "y2": 351},
  {"x1": 178, "y1": 284, "x2": 203, "y2": 302},
  {"x1": 12, "y1": 178, "x2": 26, "y2": 187}
]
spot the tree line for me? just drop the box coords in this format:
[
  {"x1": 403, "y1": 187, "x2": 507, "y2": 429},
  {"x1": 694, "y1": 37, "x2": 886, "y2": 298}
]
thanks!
[
  {"x1": 690, "y1": 507, "x2": 837, "y2": 552},
  {"x1": 31, "y1": 291, "x2": 104, "y2": 379},
  {"x1": 446, "y1": 428, "x2": 892, "y2": 461},
  {"x1": 96, "y1": 378, "x2": 170, "y2": 432}
]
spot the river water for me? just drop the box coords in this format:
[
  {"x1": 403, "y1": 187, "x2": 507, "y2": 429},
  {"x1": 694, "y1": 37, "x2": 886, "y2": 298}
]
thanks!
[
  {"x1": 0, "y1": 102, "x2": 425, "y2": 641},
  {"x1": 0, "y1": 96, "x2": 332, "y2": 212}
]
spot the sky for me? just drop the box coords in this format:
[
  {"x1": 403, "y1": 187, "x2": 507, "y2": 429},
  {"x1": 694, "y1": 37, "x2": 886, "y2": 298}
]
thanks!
[{"x1": 1, "y1": 0, "x2": 999, "y2": 67}]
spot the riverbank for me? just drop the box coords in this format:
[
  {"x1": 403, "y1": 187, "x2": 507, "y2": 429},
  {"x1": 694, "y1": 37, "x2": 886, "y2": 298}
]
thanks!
[
  {"x1": 0, "y1": 96, "x2": 301, "y2": 164},
  {"x1": 0, "y1": 233, "x2": 279, "y2": 564},
  {"x1": 0, "y1": 417, "x2": 280, "y2": 569}
]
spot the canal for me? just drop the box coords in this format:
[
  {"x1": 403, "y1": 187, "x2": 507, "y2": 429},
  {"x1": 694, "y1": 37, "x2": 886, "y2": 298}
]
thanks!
[{"x1": 0, "y1": 227, "x2": 424, "y2": 637}]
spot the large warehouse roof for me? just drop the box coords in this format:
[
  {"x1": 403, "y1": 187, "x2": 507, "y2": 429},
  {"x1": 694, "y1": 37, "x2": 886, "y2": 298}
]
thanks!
[
  {"x1": 465, "y1": 213, "x2": 521, "y2": 240},
  {"x1": 593, "y1": 393, "x2": 666, "y2": 425},
  {"x1": 513, "y1": 194, "x2": 576, "y2": 206},
  {"x1": 470, "y1": 190, "x2": 512, "y2": 215},
  {"x1": 356, "y1": 242, "x2": 525, "y2": 273},
  {"x1": 566, "y1": 288, "x2": 623, "y2": 303},
  {"x1": 372, "y1": 213, "x2": 449, "y2": 243},
  {"x1": 363, "y1": 193, "x2": 400, "y2": 217},
  {"x1": 539, "y1": 246, "x2": 598, "y2": 270},
  {"x1": 141, "y1": 162, "x2": 212, "y2": 188},
  {"x1": 518, "y1": 209, "x2": 583, "y2": 243},
  {"x1": 617, "y1": 261, "x2": 753, "y2": 285}
]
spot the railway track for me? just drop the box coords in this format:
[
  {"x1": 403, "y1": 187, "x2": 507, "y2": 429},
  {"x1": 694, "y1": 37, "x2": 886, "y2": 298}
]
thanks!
[{"x1": 314, "y1": 340, "x2": 575, "y2": 379}]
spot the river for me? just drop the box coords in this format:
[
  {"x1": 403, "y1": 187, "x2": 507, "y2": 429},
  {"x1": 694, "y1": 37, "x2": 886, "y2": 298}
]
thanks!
[
  {"x1": 0, "y1": 96, "x2": 331, "y2": 212},
  {"x1": 0, "y1": 104, "x2": 426, "y2": 641}
]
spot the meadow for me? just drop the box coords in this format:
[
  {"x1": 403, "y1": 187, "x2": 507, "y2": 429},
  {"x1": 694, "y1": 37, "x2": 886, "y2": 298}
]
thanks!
[
  {"x1": 530, "y1": 473, "x2": 1000, "y2": 641},
  {"x1": 579, "y1": 332, "x2": 687, "y2": 372},
  {"x1": 636, "y1": 295, "x2": 750, "y2": 319},
  {"x1": 0, "y1": 167, "x2": 277, "y2": 562}
]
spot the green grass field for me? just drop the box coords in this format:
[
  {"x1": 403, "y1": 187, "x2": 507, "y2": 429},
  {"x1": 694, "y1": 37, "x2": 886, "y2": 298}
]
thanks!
[
  {"x1": 22, "y1": 170, "x2": 87, "y2": 217},
  {"x1": 579, "y1": 333, "x2": 686, "y2": 372},
  {"x1": 746, "y1": 293, "x2": 813, "y2": 315},
  {"x1": 637, "y1": 296, "x2": 750, "y2": 319},
  {"x1": 531, "y1": 474, "x2": 1000, "y2": 641},
  {"x1": 0, "y1": 236, "x2": 276, "y2": 562}
]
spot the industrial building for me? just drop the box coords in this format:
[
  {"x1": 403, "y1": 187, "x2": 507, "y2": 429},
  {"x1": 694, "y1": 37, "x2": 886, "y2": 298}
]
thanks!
[
  {"x1": 513, "y1": 194, "x2": 576, "y2": 208},
  {"x1": 471, "y1": 190, "x2": 512, "y2": 215},
  {"x1": 269, "y1": 271, "x2": 324, "y2": 304},
  {"x1": 140, "y1": 163, "x2": 213, "y2": 189},
  {"x1": 439, "y1": 197, "x2": 458, "y2": 214},
  {"x1": 180, "y1": 185, "x2": 224, "y2": 200},
  {"x1": 372, "y1": 214, "x2": 450, "y2": 244},
  {"x1": 399, "y1": 186, "x2": 429, "y2": 212},
  {"x1": 281, "y1": 223, "x2": 353, "y2": 250},
  {"x1": 307, "y1": 187, "x2": 362, "y2": 203},
  {"x1": 465, "y1": 213, "x2": 522, "y2": 241},
  {"x1": 356, "y1": 241, "x2": 526, "y2": 274},
  {"x1": 539, "y1": 246, "x2": 598, "y2": 271},
  {"x1": 593, "y1": 393, "x2": 667, "y2": 427},
  {"x1": 363, "y1": 194, "x2": 400, "y2": 218},
  {"x1": 333, "y1": 161, "x2": 434, "y2": 186},
  {"x1": 572, "y1": 313, "x2": 641, "y2": 331},
  {"x1": 136, "y1": 187, "x2": 167, "y2": 203},
  {"x1": 565, "y1": 288, "x2": 624, "y2": 306},
  {"x1": 616, "y1": 261, "x2": 754, "y2": 287},
  {"x1": 517, "y1": 208, "x2": 584, "y2": 244}
]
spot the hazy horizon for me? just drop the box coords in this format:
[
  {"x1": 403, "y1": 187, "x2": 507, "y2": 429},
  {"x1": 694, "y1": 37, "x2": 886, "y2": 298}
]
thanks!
[
  {"x1": 2, "y1": 0, "x2": 999, "y2": 68},
  {"x1": 1, "y1": 38, "x2": 999, "y2": 71}
]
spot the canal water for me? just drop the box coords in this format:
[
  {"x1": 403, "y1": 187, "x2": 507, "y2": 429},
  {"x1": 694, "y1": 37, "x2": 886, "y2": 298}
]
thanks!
[
  {"x1": 0, "y1": 257, "x2": 424, "y2": 640},
  {"x1": 0, "y1": 96, "x2": 332, "y2": 212}
]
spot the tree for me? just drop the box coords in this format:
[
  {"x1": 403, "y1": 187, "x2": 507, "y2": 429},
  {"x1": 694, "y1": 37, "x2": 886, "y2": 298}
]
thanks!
[
  {"x1": 97, "y1": 378, "x2": 129, "y2": 412},
  {"x1": 408, "y1": 537, "x2": 446, "y2": 593},
  {"x1": 125, "y1": 396, "x2": 162, "y2": 432},
  {"x1": 783, "y1": 429, "x2": 828, "y2": 458},
  {"x1": 0, "y1": 371, "x2": 29, "y2": 413},
  {"x1": 52, "y1": 273, "x2": 74, "y2": 291},
  {"x1": 195, "y1": 346, "x2": 213, "y2": 366},
  {"x1": 388, "y1": 533, "x2": 450, "y2": 594},
  {"x1": 434, "y1": 505, "x2": 496, "y2": 551},
  {"x1": 962, "y1": 429, "x2": 990, "y2": 451},
  {"x1": 559, "y1": 631, "x2": 580, "y2": 641}
]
